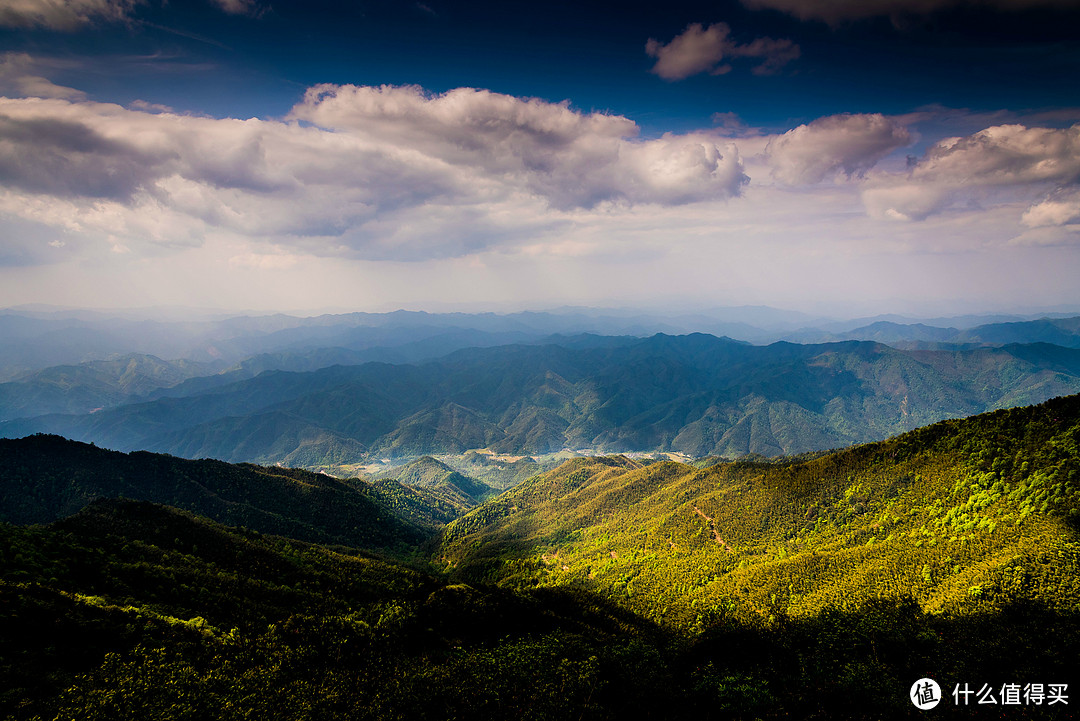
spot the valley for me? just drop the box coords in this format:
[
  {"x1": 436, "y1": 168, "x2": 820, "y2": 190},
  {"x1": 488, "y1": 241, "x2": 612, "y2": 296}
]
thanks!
[
  {"x1": 4, "y1": 0, "x2": 1079, "y2": 715},
  {"x1": 3, "y1": 308, "x2": 1080, "y2": 718},
  {"x1": 2, "y1": 393, "x2": 1079, "y2": 718}
]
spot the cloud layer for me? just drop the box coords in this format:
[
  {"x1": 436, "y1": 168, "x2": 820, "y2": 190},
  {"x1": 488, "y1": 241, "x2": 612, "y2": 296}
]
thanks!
[
  {"x1": 864, "y1": 123, "x2": 1080, "y2": 221},
  {"x1": 290, "y1": 84, "x2": 748, "y2": 209},
  {"x1": 0, "y1": 85, "x2": 749, "y2": 261},
  {"x1": 3, "y1": 62, "x2": 1076, "y2": 276},
  {"x1": 765, "y1": 113, "x2": 912, "y2": 184},
  {"x1": 645, "y1": 22, "x2": 799, "y2": 80}
]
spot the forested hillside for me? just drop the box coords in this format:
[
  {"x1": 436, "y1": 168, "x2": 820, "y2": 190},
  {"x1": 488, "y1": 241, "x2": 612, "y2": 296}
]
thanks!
[
  {"x1": 0, "y1": 435, "x2": 431, "y2": 550},
  {"x1": 2, "y1": 396, "x2": 1078, "y2": 718},
  {"x1": 439, "y1": 393, "x2": 1080, "y2": 625},
  {"x1": 375, "y1": 456, "x2": 491, "y2": 507},
  {"x1": 6, "y1": 334, "x2": 1080, "y2": 467},
  {"x1": 1, "y1": 500, "x2": 671, "y2": 720}
]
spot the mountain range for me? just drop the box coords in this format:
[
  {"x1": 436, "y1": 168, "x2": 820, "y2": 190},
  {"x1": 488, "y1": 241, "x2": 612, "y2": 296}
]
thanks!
[
  {"x1": 5, "y1": 333, "x2": 1080, "y2": 466},
  {"x1": 781, "y1": 316, "x2": 1080, "y2": 348},
  {"x1": 4, "y1": 305, "x2": 1080, "y2": 381}
]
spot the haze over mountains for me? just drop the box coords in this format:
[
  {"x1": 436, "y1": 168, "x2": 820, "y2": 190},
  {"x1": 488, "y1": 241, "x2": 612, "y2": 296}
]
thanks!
[
  {"x1": 4, "y1": 304, "x2": 1080, "y2": 378},
  {"x1": 783, "y1": 316, "x2": 1080, "y2": 349},
  {"x1": 4, "y1": 306, "x2": 1080, "y2": 469}
]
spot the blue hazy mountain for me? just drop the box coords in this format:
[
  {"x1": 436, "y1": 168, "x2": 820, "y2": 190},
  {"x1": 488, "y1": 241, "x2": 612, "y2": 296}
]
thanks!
[{"x1": 5, "y1": 334, "x2": 1080, "y2": 464}]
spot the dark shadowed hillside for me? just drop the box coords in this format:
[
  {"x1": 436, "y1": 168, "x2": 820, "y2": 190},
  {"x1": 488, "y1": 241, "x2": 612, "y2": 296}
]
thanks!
[{"x1": 0, "y1": 435, "x2": 430, "y2": 550}]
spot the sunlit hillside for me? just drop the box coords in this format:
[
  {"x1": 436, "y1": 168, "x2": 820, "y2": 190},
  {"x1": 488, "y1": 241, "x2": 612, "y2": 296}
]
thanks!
[
  {"x1": 439, "y1": 394, "x2": 1080, "y2": 628},
  {"x1": 2, "y1": 396, "x2": 1078, "y2": 719}
]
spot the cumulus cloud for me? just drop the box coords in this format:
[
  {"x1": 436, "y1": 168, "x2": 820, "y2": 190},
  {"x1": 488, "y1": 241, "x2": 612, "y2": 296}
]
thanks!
[
  {"x1": 645, "y1": 22, "x2": 799, "y2": 80},
  {"x1": 764, "y1": 113, "x2": 911, "y2": 184},
  {"x1": 288, "y1": 84, "x2": 747, "y2": 209},
  {"x1": 863, "y1": 123, "x2": 1080, "y2": 221},
  {"x1": 1022, "y1": 188, "x2": 1080, "y2": 227},
  {"x1": 740, "y1": 0, "x2": 1080, "y2": 24},
  {"x1": 905, "y1": 124, "x2": 1080, "y2": 186},
  {"x1": 0, "y1": 0, "x2": 140, "y2": 29},
  {"x1": 0, "y1": 112, "x2": 160, "y2": 198},
  {"x1": 0, "y1": 85, "x2": 748, "y2": 262}
]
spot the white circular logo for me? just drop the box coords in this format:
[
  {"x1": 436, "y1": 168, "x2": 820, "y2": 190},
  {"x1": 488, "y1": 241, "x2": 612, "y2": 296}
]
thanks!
[{"x1": 911, "y1": 678, "x2": 942, "y2": 710}]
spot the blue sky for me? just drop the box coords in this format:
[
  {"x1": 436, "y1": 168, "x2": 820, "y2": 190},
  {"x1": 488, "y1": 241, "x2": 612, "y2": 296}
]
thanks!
[
  {"x1": 1, "y1": 0, "x2": 1079, "y2": 316},
  {"x1": 9, "y1": 1, "x2": 1077, "y2": 129}
]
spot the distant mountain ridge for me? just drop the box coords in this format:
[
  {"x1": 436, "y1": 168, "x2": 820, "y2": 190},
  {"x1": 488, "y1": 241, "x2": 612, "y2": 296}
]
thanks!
[
  {"x1": 782, "y1": 315, "x2": 1080, "y2": 348},
  {"x1": 0, "y1": 354, "x2": 221, "y2": 421},
  {"x1": 5, "y1": 333, "x2": 1080, "y2": 464},
  {"x1": 6, "y1": 306, "x2": 1078, "y2": 384}
]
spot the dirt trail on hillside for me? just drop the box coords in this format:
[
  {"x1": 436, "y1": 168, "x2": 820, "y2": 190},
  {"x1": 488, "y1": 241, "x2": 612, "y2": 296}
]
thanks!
[{"x1": 693, "y1": 505, "x2": 734, "y2": 553}]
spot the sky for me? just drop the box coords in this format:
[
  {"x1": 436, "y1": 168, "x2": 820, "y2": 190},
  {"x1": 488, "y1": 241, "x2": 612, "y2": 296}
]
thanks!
[{"x1": 0, "y1": 0, "x2": 1079, "y2": 317}]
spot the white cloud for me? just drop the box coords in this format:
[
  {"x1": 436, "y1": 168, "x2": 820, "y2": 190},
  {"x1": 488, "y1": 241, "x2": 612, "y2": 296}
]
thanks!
[
  {"x1": 0, "y1": 86, "x2": 748, "y2": 263},
  {"x1": 646, "y1": 23, "x2": 733, "y2": 80},
  {"x1": 4, "y1": 72, "x2": 1074, "y2": 303},
  {"x1": 764, "y1": 113, "x2": 912, "y2": 184},
  {"x1": 288, "y1": 84, "x2": 748, "y2": 209},
  {"x1": 1009, "y1": 225, "x2": 1080, "y2": 246},
  {"x1": 861, "y1": 182, "x2": 952, "y2": 222},
  {"x1": 740, "y1": 0, "x2": 1080, "y2": 24},
  {"x1": 909, "y1": 124, "x2": 1080, "y2": 185},
  {"x1": 863, "y1": 123, "x2": 1080, "y2": 221},
  {"x1": 1022, "y1": 188, "x2": 1080, "y2": 227},
  {"x1": 0, "y1": 0, "x2": 139, "y2": 29},
  {"x1": 9, "y1": 74, "x2": 86, "y2": 99},
  {"x1": 735, "y1": 36, "x2": 803, "y2": 76},
  {"x1": 645, "y1": 22, "x2": 799, "y2": 81},
  {"x1": 128, "y1": 99, "x2": 173, "y2": 113}
]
